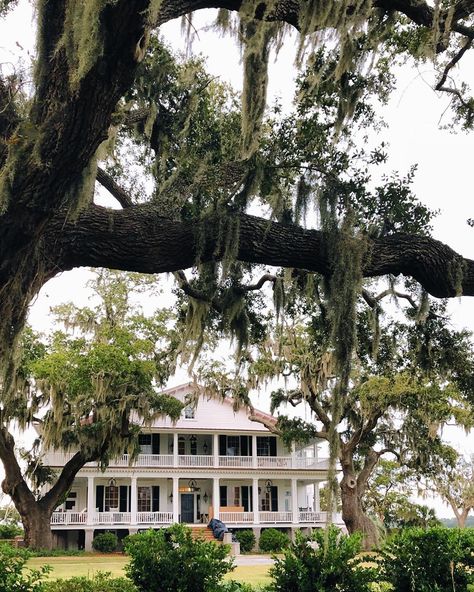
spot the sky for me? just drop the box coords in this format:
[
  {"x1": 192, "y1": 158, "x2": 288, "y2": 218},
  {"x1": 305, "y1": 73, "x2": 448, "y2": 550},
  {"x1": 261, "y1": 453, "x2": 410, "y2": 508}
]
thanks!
[{"x1": 1, "y1": 2, "x2": 474, "y2": 516}]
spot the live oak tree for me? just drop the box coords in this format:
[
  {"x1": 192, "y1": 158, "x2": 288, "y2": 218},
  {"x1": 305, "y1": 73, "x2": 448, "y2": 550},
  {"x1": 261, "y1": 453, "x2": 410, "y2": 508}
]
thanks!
[
  {"x1": 431, "y1": 455, "x2": 474, "y2": 527},
  {"x1": 0, "y1": 270, "x2": 183, "y2": 549},
  {"x1": 2, "y1": 0, "x2": 474, "y2": 545}
]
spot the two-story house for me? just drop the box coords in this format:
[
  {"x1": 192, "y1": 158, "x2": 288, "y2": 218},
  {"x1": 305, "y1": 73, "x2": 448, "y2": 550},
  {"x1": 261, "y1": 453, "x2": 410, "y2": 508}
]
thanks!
[{"x1": 42, "y1": 383, "x2": 343, "y2": 550}]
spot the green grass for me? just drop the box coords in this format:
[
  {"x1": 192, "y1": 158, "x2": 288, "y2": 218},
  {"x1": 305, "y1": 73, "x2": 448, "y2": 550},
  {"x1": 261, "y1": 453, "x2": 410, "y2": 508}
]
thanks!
[{"x1": 27, "y1": 555, "x2": 271, "y2": 584}]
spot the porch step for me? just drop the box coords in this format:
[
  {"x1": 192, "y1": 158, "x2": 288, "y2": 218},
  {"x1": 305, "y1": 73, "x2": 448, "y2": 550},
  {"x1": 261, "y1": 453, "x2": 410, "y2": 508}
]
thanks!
[{"x1": 190, "y1": 526, "x2": 219, "y2": 542}]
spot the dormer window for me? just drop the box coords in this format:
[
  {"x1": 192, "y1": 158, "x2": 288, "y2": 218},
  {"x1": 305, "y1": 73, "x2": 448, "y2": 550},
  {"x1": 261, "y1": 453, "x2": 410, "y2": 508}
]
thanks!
[{"x1": 183, "y1": 405, "x2": 195, "y2": 419}]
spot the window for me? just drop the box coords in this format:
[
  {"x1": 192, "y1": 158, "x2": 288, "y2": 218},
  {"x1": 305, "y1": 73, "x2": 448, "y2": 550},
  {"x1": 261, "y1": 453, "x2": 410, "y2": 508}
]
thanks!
[
  {"x1": 183, "y1": 405, "x2": 195, "y2": 419},
  {"x1": 233, "y1": 487, "x2": 240, "y2": 506},
  {"x1": 190, "y1": 435, "x2": 197, "y2": 456},
  {"x1": 138, "y1": 487, "x2": 151, "y2": 512},
  {"x1": 105, "y1": 485, "x2": 119, "y2": 511},
  {"x1": 178, "y1": 435, "x2": 185, "y2": 455},
  {"x1": 139, "y1": 433, "x2": 152, "y2": 454},
  {"x1": 227, "y1": 436, "x2": 240, "y2": 456},
  {"x1": 260, "y1": 492, "x2": 270, "y2": 511},
  {"x1": 257, "y1": 436, "x2": 277, "y2": 457},
  {"x1": 65, "y1": 491, "x2": 77, "y2": 511}
]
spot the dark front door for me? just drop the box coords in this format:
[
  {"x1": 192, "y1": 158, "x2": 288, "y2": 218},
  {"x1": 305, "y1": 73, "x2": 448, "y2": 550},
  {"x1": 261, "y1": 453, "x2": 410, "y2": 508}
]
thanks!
[{"x1": 181, "y1": 494, "x2": 194, "y2": 523}]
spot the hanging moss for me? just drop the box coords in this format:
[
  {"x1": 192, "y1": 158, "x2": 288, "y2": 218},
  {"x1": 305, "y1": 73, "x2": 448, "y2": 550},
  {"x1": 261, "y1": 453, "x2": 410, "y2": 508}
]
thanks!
[{"x1": 55, "y1": 0, "x2": 109, "y2": 88}]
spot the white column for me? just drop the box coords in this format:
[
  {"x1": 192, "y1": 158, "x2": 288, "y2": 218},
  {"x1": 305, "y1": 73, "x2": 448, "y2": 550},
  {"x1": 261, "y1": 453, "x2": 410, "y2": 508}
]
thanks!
[
  {"x1": 252, "y1": 478, "x2": 259, "y2": 524},
  {"x1": 291, "y1": 478, "x2": 299, "y2": 524},
  {"x1": 213, "y1": 433, "x2": 219, "y2": 467},
  {"x1": 212, "y1": 477, "x2": 220, "y2": 520},
  {"x1": 291, "y1": 442, "x2": 296, "y2": 468},
  {"x1": 313, "y1": 482, "x2": 320, "y2": 512},
  {"x1": 252, "y1": 435, "x2": 257, "y2": 468},
  {"x1": 173, "y1": 433, "x2": 178, "y2": 467},
  {"x1": 87, "y1": 476, "x2": 94, "y2": 526},
  {"x1": 172, "y1": 477, "x2": 179, "y2": 523},
  {"x1": 130, "y1": 477, "x2": 137, "y2": 525}
]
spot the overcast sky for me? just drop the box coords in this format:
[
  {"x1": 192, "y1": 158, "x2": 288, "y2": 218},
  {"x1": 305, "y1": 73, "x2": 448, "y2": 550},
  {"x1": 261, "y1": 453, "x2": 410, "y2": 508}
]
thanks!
[{"x1": 1, "y1": 3, "x2": 473, "y2": 516}]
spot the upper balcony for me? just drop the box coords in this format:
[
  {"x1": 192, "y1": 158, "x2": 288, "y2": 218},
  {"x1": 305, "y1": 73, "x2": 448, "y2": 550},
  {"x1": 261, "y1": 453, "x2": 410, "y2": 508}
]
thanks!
[{"x1": 42, "y1": 433, "x2": 329, "y2": 472}]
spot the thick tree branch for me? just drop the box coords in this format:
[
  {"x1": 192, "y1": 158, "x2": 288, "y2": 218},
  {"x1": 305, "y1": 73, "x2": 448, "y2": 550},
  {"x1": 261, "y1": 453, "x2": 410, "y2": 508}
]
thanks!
[
  {"x1": 40, "y1": 451, "x2": 91, "y2": 512},
  {"x1": 47, "y1": 205, "x2": 474, "y2": 299},
  {"x1": 362, "y1": 287, "x2": 418, "y2": 309},
  {"x1": 96, "y1": 167, "x2": 134, "y2": 208}
]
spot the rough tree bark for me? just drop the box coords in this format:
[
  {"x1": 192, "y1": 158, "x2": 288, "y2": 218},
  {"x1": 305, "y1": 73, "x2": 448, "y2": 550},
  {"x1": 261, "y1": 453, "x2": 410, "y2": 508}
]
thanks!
[
  {"x1": 339, "y1": 447, "x2": 381, "y2": 550},
  {"x1": 0, "y1": 426, "x2": 93, "y2": 549}
]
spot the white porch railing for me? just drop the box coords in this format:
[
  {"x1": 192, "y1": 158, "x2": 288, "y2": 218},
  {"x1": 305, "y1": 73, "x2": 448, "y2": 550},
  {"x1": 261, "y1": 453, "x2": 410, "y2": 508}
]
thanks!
[
  {"x1": 137, "y1": 512, "x2": 173, "y2": 524},
  {"x1": 51, "y1": 511, "x2": 87, "y2": 525},
  {"x1": 178, "y1": 455, "x2": 214, "y2": 467},
  {"x1": 299, "y1": 511, "x2": 321, "y2": 522},
  {"x1": 259, "y1": 511, "x2": 293, "y2": 523},
  {"x1": 220, "y1": 512, "x2": 254, "y2": 523},
  {"x1": 94, "y1": 512, "x2": 131, "y2": 524},
  {"x1": 218, "y1": 456, "x2": 253, "y2": 468},
  {"x1": 257, "y1": 456, "x2": 293, "y2": 469}
]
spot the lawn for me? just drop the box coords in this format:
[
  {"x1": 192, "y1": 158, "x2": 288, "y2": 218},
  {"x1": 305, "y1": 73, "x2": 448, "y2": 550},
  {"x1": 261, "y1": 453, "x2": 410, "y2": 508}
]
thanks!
[{"x1": 26, "y1": 555, "x2": 271, "y2": 585}]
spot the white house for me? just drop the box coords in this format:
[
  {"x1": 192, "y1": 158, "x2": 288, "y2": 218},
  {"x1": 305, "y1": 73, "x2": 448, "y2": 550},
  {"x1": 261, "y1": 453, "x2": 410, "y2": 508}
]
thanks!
[{"x1": 42, "y1": 383, "x2": 343, "y2": 550}]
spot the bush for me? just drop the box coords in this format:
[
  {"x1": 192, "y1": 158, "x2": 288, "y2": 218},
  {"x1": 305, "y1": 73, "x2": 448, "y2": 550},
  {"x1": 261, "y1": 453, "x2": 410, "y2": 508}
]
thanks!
[
  {"x1": 0, "y1": 543, "x2": 51, "y2": 592},
  {"x1": 234, "y1": 530, "x2": 256, "y2": 553},
  {"x1": 378, "y1": 526, "x2": 474, "y2": 592},
  {"x1": 92, "y1": 532, "x2": 118, "y2": 553},
  {"x1": 269, "y1": 526, "x2": 378, "y2": 592},
  {"x1": 0, "y1": 523, "x2": 23, "y2": 539},
  {"x1": 259, "y1": 529, "x2": 290, "y2": 553},
  {"x1": 44, "y1": 571, "x2": 137, "y2": 592},
  {"x1": 124, "y1": 524, "x2": 235, "y2": 592}
]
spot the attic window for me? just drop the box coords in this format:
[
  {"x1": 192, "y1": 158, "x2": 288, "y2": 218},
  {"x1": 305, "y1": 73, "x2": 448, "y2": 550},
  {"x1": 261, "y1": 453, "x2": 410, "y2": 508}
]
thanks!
[{"x1": 183, "y1": 405, "x2": 195, "y2": 419}]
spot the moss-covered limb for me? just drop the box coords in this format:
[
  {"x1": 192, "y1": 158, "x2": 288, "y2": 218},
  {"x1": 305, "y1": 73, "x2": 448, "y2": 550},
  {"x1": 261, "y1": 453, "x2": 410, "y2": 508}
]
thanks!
[
  {"x1": 0, "y1": 76, "x2": 20, "y2": 169},
  {"x1": 96, "y1": 167, "x2": 134, "y2": 208},
  {"x1": 43, "y1": 204, "x2": 474, "y2": 298},
  {"x1": 156, "y1": 0, "x2": 474, "y2": 40}
]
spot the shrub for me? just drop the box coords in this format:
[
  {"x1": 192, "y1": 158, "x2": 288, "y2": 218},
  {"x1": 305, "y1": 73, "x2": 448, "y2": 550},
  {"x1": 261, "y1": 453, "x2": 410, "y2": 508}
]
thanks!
[
  {"x1": 0, "y1": 543, "x2": 51, "y2": 592},
  {"x1": 92, "y1": 532, "x2": 118, "y2": 553},
  {"x1": 44, "y1": 571, "x2": 137, "y2": 592},
  {"x1": 378, "y1": 526, "x2": 474, "y2": 592},
  {"x1": 259, "y1": 529, "x2": 290, "y2": 553},
  {"x1": 0, "y1": 523, "x2": 23, "y2": 539},
  {"x1": 234, "y1": 530, "x2": 256, "y2": 553},
  {"x1": 269, "y1": 525, "x2": 379, "y2": 592},
  {"x1": 124, "y1": 524, "x2": 235, "y2": 592}
]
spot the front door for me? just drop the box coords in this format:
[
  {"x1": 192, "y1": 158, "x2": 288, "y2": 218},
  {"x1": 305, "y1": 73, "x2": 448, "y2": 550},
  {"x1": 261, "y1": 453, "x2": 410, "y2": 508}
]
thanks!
[{"x1": 181, "y1": 494, "x2": 194, "y2": 523}]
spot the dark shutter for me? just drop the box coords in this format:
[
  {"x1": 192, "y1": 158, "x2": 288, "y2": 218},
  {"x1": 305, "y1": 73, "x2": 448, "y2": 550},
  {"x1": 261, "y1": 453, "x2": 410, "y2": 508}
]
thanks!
[
  {"x1": 219, "y1": 435, "x2": 226, "y2": 456},
  {"x1": 152, "y1": 433, "x2": 160, "y2": 455},
  {"x1": 270, "y1": 486, "x2": 278, "y2": 512},
  {"x1": 269, "y1": 437, "x2": 277, "y2": 457},
  {"x1": 119, "y1": 486, "x2": 128, "y2": 512},
  {"x1": 249, "y1": 436, "x2": 253, "y2": 457},
  {"x1": 152, "y1": 486, "x2": 160, "y2": 512},
  {"x1": 242, "y1": 486, "x2": 249, "y2": 512},
  {"x1": 249, "y1": 486, "x2": 253, "y2": 511},
  {"x1": 128, "y1": 486, "x2": 131, "y2": 512},
  {"x1": 240, "y1": 436, "x2": 248, "y2": 456},
  {"x1": 219, "y1": 485, "x2": 227, "y2": 507},
  {"x1": 96, "y1": 485, "x2": 104, "y2": 512}
]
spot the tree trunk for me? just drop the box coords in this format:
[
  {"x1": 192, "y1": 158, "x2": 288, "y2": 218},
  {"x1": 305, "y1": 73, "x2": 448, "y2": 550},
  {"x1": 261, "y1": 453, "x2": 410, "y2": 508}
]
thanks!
[
  {"x1": 19, "y1": 502, "x2": 55, "y2": 550},
  {"x1": 339, "y1": 450, "x2": 380, "y2": 550}
]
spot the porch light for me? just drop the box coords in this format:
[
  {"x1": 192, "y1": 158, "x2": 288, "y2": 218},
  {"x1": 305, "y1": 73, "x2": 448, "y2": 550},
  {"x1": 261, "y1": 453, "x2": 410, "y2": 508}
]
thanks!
[
  {"x1": 108, "y1": 478, "x2": 117, "y2": 488},
  {"x1": 265, "y1": 479, "x2": 273, "y2": 493},
  {"x1": 169, "y1": 493, "x2": 173, "y2": 502},
  {"x1": 203, "y1": 492, "x2": 208, "y2": 503},
  {"x1": 188, "y1": 479, "x2": 199, "y2": 491},
  {"x1": 189, "y1": 435, "x2": 197, "y2": 443}
]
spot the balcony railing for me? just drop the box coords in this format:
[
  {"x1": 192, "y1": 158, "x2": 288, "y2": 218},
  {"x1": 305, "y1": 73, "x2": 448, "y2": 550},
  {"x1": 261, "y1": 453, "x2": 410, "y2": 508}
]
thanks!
[
  {"x1": 51, "y1": 510, "x2": 343, "y2": 526},
  {"x1": 220, "y1": 511, "x2": 254, "y2": 523},
  {"x1": 137, "y1": 511, "x2": 173, "y2": 524},
  {"x1": 43, "y1": 451, "x2": 329, "y2": 470}
]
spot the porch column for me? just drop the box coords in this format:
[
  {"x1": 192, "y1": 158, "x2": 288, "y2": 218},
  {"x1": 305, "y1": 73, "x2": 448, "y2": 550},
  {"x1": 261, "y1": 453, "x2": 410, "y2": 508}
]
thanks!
[
  {"x1": 212, "y1": 477, "x2": 220, "y2": 520},
  {"x1": 213, "y1": 433, "x2": 219, "y2": 467},
  {"x1": 86, "y1": 476, "x2": 94, "y2": 526},
  {"x1": 130, "y1": 476, "x2": 137, "y2": 525},
  {"x1": 252, "y1": 435, "x2": 257, "y2": 468},
  {"x1": 291, "y1": 442, "x2": 296, "y2": 468},
  {"x1": 173, "y1": 433, "x2": 178, "y2": 467},
  {"x1": 291, "y1": 478, "x2": 299, "y2": 524},
  {"x1": 252, "y1": 478, "x2": 259, "y2": 524},
  {"x1": 313, "y1": 482, "x2": 320, "y2": 512},
  {"x1": 172, "y1": 477, "x2": 179, "y2": 523}
]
